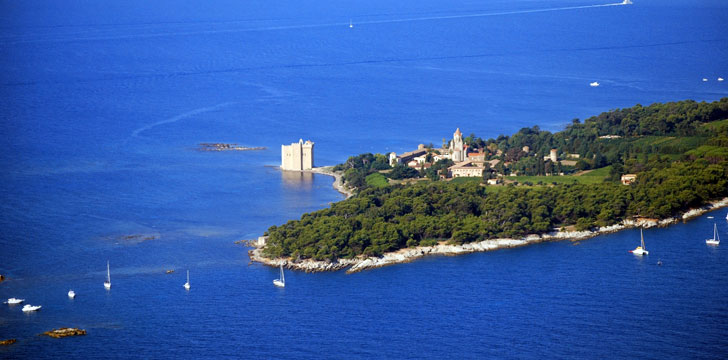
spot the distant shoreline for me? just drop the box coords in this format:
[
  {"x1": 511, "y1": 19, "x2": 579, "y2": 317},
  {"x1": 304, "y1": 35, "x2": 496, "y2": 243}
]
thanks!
[{"x1": 249, "y1": 197, "x2": 728, "y2": 273}]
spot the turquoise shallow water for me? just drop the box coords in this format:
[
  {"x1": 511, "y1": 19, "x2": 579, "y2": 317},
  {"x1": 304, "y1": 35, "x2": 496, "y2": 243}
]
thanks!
[{"x1": 1, "y1": 0, "x2": 727, "y2": 358}]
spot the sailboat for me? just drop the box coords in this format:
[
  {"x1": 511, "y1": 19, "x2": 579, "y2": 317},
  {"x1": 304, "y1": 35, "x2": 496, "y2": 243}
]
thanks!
[
  {"x1": 631, "y1": 228, "x2": 649, "y2": 255},
  {"x1": 273, "y1": 264, "x2": 285, "y2": 288},
  {"x1": 349, "y1": 20, "x2": 354, "y2": 29},
  {"x1": 183, "y1": 270, "x2": 190, "y2": 290},
  {"x1": 68, "y1": 290, "x2": 76, "y2": 299},
  {"x1": 104, "y1": 261, "x2": 111, "y2": 290},
  {"x1": 706, "y1": 223, "x2": 720, "y2": 246}
]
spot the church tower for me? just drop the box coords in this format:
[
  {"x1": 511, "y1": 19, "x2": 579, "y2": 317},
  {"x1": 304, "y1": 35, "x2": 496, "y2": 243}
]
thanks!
[{"x1": 450, "y1": 128, "x2": 465, "y2": 162}]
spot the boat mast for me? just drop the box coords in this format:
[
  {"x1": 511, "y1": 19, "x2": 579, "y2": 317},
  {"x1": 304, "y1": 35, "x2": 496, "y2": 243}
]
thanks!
[
  {"x1": 640, "y1": 228, "x2": 645, "y2": 249},
  {"x1": 107, "y1": 261, "x2": 111, "y2": 283}
]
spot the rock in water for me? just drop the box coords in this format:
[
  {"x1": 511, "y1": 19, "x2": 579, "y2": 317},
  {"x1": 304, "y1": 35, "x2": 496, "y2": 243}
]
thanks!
[
  {"x1": 42, "y1": 328, "x2": 87, "y2": 338},
  {"x1": 0, "y1": 339, "x2": 17, "y2": 346}
]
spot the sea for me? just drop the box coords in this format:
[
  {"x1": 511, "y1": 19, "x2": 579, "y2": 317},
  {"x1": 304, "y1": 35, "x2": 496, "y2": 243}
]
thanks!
[{"x1": 1, "y1": 0, "x2": 727, "y2": 358}]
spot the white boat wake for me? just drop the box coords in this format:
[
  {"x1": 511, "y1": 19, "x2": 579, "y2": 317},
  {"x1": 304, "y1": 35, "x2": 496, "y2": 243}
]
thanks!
[
  {"x1": 5, "y1": 2, "x2": 632, "y2": 45},
  {"x1": 130, "y1": 102, "x2": 237, "y2": 139}
]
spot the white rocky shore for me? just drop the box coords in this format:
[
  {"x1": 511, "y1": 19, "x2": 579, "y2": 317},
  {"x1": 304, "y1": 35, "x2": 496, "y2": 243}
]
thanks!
[{"x1": 249, "y1": 197, "x2": 728, "y2": 274}]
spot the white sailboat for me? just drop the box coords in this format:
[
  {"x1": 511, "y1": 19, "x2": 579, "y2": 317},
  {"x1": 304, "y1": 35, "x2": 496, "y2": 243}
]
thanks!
[
  {"x1": 273, "y1": 264, "x2": 285, "y2": 287},
  {"x1": 349, "y1": 19, "x2": 354, "y2": 28},
  {"x1": 706, "y1": 223, "x2": 720, "y2": 246},
  {"x1": 183, "y1": 270, "x2": 190, "y2": 290},
  {"x1": 68, "y1": 290, "x2": 76, "y2": 299},
  {"x1": 104, "y1": 261, "x2": 111, "y2": 290},
  {"x1": 22, "y1": 304, "x2": 41, "y2": 312},
  {"x1": 631, "y1": 228, "x2": 649, "y2": 255}
]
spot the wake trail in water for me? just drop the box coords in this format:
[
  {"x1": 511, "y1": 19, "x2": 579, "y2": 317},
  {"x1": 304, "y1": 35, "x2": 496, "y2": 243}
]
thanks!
[
  {"x1": 3, "y1": 2, "x2": 629, "y2": 45},
  {"x1": 130, "y1": 102, "x2": 237, "y2": 139}
]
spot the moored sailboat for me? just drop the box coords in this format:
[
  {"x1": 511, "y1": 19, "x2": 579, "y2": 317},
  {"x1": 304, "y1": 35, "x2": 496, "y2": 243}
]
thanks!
[
  {"x1": 104, "y1": 261, "x2": 111, "y2": 290},
  {"x1": 631, "y1": 228, "x2": 649, "y2": 255},
  {"x1": 706, "y1": 223, "x2": 720, "y2": 246},
  {"x1": 183, "y1": 270, "x2": 190, "y2": 290},
  {"x1": 273, "y1": 264, "x2": 285, "y2": 287}
]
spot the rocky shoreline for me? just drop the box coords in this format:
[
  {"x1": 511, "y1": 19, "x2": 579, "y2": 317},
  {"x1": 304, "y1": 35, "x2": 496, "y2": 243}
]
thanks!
[{"x1": 249, "y1": 197, "x2": 728, "y2": 274}]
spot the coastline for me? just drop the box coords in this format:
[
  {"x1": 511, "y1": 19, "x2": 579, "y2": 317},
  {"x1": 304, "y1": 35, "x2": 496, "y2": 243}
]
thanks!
[
  {"x1": 249, "y1": 197, "x2": 728, "y2": 274},
  {"x1": 307, "y1": 166, "x2": 354, "y2": 199}
]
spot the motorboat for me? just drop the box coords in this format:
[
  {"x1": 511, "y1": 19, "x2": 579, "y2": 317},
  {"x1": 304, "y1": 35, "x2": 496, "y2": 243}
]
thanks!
[
  {"x1": 621, "y1": 0, "x2": 633, "y2": 4},
  {"x1": 22, "y1": 304, "x2": 41, "y2": 312},
  {"x1": 631, "y1": 228, "x2": 649, "y2": 255},
  {"x1": 4, "y1": 298, "x2": 24, "y2": 305},
  {"x1": 589, "y1": 81, "x2": 600, "y2": 87},
  {"x1": 719, "y1": 77, "x2": 724, "y2": 82}
]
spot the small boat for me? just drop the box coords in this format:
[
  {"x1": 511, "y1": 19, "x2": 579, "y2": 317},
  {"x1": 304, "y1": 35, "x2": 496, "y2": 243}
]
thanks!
[
  {"x1": 104, "y1": 260, "x2": 111, "y2": 290},
  {"x1": 706, "y1": 223, "x2": 720, "y2": 246},
  {"x1": 349, "y1": 20, "x2": 354, "y2": 28},
  {"x1": 22, "y1": 304, "x2": 41, "y2": 312},
  {"x1": 621, "y1": 0, "x2": 633, "y2": 4},
  {"x1": 68, "y1": 290, "x2": 76, "y2": 299},
  {"x1": 708, "y1": 216, "x2": 714, "y2": 219},
  {"x1": 165, "y1": 269, "x2": 175, "y2": 274},
  {"x1": 703, "y1": 78, "x2": 708, "y2": 82},
  {"x1": 719, "y1": 77, "x2": 725, "y2": 82},
  {"x1": 657, "y1": 259, "x2": 663, "y2": 266},
  {"x1": 631, "y1": 228, "x2": 649, "y2": 255},
  {"x1": 4, "y1": 298, "x2": 24, "y2": 305},
  {"x1": 183, "y1": 270, "x2": 190, "y2": 290},
  {"x1": 726, "y1": 213, "x2": 728, "y2": 221},
  {"x1": 273, "y1": 264, "x2": 285, "y2": 288},
  {"x1": 589, "y1": 81, "x2": 600, "y2": 87}
]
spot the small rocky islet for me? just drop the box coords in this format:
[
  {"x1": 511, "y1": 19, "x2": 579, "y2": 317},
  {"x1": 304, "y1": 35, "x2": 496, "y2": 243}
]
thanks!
[{"x1": 41, "y1": 328, "x2": 87, "y2": 338}]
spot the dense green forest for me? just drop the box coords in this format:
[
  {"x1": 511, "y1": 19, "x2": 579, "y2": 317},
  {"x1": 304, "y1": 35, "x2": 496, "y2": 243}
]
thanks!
[{"x1": 262, "y1": 99, "x2": 728, "y2": 261}]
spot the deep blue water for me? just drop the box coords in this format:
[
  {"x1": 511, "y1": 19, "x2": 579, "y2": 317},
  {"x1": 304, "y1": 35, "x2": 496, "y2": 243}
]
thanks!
[{"x1": 1, "y1": 0, "x2": 727, "y2": 358}]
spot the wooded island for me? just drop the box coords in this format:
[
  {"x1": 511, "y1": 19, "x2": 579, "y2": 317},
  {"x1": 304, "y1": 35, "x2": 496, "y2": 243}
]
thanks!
[{"x1": 261, "y1": 99, "x2": 728, "y2": 262}]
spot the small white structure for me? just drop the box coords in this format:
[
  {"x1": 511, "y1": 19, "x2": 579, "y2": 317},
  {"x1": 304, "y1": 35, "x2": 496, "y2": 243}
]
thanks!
[
  {"x1": 621, "y1": 174, "x2": 637, "y2": 185},
  {"x1": 550, "y1": 149, "x2": 558, "y2": 163},
  {"x1": 281, "y1": 139, "x2": 314, "y2": 171}
]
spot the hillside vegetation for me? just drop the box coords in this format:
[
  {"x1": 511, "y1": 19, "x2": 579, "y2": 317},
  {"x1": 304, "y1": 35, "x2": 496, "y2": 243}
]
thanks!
[{"x1": 263, "y1": 99, "x2": 728, "y2": 261}]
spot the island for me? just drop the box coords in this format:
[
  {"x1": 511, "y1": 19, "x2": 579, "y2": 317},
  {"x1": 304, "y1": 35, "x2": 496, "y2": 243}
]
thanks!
[
  {"x1": 250, "y1": 98, "x2": 728, "y2": 272},
  {"x1": 41, "y1": 328, "x2": 87, "y2": 338}
]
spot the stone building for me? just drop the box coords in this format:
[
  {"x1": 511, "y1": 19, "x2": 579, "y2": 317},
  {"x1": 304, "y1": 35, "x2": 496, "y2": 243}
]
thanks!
[
  {"x1": 448, "y1": 161, "x2": 485, "y2": 178},
  {"x1": 450, "y1": 128, "x2": 465, "y2": 162},
  {"x1": 281, "y1": 139, "x2": 314, "y2": 171}
]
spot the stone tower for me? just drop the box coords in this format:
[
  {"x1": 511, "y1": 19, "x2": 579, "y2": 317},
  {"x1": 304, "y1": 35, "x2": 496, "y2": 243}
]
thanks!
[
  {"x1": 450, "y1": 128, "x2": 465, "y2": 162},
  {"x1": 281, "y1": 139, "x2": 314, "y2": 171}
]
